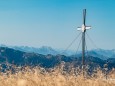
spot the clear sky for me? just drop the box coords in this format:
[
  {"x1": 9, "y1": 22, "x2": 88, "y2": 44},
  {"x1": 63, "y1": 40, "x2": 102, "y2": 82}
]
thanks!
[{"x1": 0, "y1": 0, "x2": 115, "y2": 50}]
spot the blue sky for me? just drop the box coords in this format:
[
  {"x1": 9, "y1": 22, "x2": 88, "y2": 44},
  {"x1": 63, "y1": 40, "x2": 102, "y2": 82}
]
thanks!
[{"x1": 0, "y1": 0, "x2": 115, "y2": 50}]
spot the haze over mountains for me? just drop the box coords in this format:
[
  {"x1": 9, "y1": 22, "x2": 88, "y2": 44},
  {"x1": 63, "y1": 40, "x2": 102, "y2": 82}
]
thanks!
[
  {"x1": 1, "y1": 44, "x2": 114, "y2": 60},
  {"x1": 0, "y1": 46, "x2": 115, "y2": 71},
  {"x1": 0, "y1": 44, "x2": 76, "y2": 56}
]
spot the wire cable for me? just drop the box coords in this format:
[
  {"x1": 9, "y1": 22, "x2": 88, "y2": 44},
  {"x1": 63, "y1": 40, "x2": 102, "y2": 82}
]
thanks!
[
  {"x1": 48, "y1": 32, "x2": 82, "y2": 68},
  {"x1": 61, "y1": 32, "x2": 82, "y2": 55},
  {"x1": 86, "y1": 32, "x2": 110, "y2": 60},
  {"x1": 85, "y1": 38, "x2": 89, "y2": 57},
  {"x1": 86, "y1": 32, "x2": 99, "y2": 49},
  {"x1": 74, "y1": 37, "x2": 82, "y2": 57}
]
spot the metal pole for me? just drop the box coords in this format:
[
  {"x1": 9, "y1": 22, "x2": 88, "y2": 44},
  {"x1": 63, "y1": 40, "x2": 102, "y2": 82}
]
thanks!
[{"x1": 82, "y1": 30, "x2": 86, "y2": 76}]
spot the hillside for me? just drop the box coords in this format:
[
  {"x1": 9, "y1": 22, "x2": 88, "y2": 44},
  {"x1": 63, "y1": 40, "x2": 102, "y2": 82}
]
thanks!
[
  {"x1": 0, "y1": 47, "x2": 115, "y2": 72},
  {"x1": 1, "y1": 45, "x2": 115, "y2": 59}
]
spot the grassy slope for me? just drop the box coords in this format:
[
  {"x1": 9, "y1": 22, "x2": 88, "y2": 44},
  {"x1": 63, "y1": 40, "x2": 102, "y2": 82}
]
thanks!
[{"x1": 0, "y1": 66, "x2": 115, "y2": 86}]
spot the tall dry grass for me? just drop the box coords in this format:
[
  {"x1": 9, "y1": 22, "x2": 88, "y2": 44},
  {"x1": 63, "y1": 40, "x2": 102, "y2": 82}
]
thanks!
[{"x1": 0, "y1": 65, "x2": 115, "y2": 86}]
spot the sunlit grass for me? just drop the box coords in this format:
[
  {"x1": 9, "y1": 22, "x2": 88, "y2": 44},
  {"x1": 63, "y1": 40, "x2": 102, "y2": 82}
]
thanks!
[{"x1": 0, "y1": 65, "x2": 115, "y2": 86}]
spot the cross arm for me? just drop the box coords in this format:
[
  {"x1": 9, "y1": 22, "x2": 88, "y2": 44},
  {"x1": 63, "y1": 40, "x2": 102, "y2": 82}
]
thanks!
[
  {"x1": 86, "y1": 26, "x2": 91, "y2": 30},
  {"x1": 77, "y1": 27, "x2": 82, "y2": 31}
]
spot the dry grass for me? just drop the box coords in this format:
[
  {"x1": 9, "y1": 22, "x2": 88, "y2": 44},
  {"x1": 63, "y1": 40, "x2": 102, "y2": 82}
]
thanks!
[{"x1": 0, "y1": 66, "x2": 115, "y2": 86}]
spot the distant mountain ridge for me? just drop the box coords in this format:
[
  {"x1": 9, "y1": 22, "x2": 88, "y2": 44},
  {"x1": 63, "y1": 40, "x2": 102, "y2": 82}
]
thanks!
[
  {"x1": 0, "y1": 44, "x2": 75, "y2": 56},
  {"x1": 0, "y1": 44, "x2": 115, "y2": 60},
  {"x1": 88, "y1": 49, "x2": 115, "y2": 60},
  {"x1": 0, "y1": 47, "x2": 115, "y2": 71},
  {"x1": 12, "y1": 46, "x2": 115, "y2": 59},
  {"x1": 12, "y1": 46, "x2": 58, "y2": 55}
]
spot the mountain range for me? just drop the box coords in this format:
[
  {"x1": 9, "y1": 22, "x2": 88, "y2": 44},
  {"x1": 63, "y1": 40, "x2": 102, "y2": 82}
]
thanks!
[
  {"x1": 0, "y1": 44, "x2": 114, "y2": 60},
  {"x1": 0, "y1": 44, "x2": 75, "y2": 56},
  {"x1": 0, "y1": 46, "x2": 115, "y2": 72}
]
